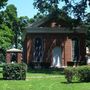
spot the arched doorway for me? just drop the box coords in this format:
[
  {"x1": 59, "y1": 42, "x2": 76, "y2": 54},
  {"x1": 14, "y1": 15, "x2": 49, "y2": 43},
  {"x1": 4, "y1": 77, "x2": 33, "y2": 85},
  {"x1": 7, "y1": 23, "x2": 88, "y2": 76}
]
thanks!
[{"x1": 51, "y1": 47, "x2": 62, "y2": 68}]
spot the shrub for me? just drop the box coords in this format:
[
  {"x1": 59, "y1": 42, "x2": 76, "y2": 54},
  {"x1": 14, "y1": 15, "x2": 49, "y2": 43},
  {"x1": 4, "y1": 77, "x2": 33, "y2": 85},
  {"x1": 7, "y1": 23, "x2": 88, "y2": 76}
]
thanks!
[
  {"x1": 64, "y1": 67, "x2": 77, "y2": 83},
  {"x1": 77, "y1": 66, "x2": 90, "y2": 82},
  {"x1": 3, "y1": 63, "x2": 27, "y2": 80},
  {"x1": 64, "y1": 66, "x2": 90, "y2": 83}
]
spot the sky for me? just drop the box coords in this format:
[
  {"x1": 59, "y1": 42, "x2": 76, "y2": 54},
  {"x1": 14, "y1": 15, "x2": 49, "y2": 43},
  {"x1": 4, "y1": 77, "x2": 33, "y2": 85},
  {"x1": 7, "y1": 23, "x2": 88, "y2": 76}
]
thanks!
[{"x1": 7, "y1": 0, "x2": 38, "y2": 18}]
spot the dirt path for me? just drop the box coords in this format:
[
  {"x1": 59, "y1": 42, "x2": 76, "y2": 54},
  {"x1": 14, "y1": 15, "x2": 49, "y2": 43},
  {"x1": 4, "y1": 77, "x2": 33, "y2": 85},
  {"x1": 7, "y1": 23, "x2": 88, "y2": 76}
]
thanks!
[{"x1": 27, "y1": 75, "x2": 63, "y2": 79}]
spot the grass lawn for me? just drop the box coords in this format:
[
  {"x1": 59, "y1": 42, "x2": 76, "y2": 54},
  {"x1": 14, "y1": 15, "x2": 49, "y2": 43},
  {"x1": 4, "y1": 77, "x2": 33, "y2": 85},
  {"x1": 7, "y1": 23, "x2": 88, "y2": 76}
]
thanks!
[{"x1": 0, "y1": 68, "x2": 90, "y2": 90}]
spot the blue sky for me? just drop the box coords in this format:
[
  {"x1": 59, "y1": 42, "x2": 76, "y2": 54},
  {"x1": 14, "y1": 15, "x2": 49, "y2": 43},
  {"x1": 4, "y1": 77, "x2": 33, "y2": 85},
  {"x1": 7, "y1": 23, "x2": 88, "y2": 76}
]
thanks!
[{"x1": 7, "y1": 0, "x2": 38, "y2": 18}]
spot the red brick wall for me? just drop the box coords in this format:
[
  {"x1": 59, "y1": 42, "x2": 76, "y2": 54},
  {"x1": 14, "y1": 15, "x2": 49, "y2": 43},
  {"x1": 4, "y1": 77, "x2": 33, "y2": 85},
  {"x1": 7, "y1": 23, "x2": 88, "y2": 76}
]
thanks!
[
  {"x1": 6, "y1": 53, "x2": 11, "y2": 63},
  {"x1": 25, "y1": 33, "x2": 86, "y2": 66}
]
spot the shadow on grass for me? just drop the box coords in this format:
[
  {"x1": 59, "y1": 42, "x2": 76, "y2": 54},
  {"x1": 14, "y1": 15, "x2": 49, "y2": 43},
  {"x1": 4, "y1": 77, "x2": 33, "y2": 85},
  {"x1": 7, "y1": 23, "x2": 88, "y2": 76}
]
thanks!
[
  {"x1": 0, "y1": 71, "x2": 3, "y2": 80},
  {"x1": 61, "y1": 81, "x2": 90, "y2": 84},
  {"x1": 0, "y1": 78, "x2": 3, "y2": 80},
  {"x1": 27, "y1": 68, "x2": 65, "y2": 75}
]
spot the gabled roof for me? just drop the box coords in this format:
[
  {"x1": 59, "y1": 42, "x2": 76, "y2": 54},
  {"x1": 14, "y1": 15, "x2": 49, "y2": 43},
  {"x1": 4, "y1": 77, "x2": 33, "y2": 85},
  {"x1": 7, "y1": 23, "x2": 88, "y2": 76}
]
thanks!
[
  {"x1": 27, "y1": 13, "x2": 73, "y2": 28},
  {"x1": 22, "y1": 13, "x2": 87, "y2": 41},
  {"x1": 28, "y1": 16, "x2": 50, "y2": 28}
]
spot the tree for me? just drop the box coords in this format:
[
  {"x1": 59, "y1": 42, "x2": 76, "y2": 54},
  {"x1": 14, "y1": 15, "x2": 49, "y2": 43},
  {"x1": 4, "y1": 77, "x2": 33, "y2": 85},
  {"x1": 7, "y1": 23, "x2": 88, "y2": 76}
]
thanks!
[
  {"x1": 4, "y1": 4, "x2": 17, "y2": 28},
  {"x1": 4, "y1": 4, "x2": 18, "y2": 48},
  {"x1": 33, "y1": 0, "x2": 90, "y2": 19},
  {"x1": 0, "y1": 0, "x2": 9, "y2": 63},
  {"x1": 29, "y1": 12, "x2": 44, "y2": 23},
  {"x1": 0, "y1": 24, "x2": 13, "y2": 49},
  {"x1": 3, "y1": 4, "x2": 29, "y2": 49},
  {"x1": 33, "y1": 0, "x2": 59, "y2": 14},
  {"x1": 0, "y1": 0, "x2": 8, "y2": 24},
  {"x1": 0, "y1": 0, "x2": 8, "y2": 9},
  {"x1": 0, "y1": 11, "x2": 4, "y2": 24},
  {"x1": 3, "y1": 4, "x2": 22, "y2": 49},
  {"x1": 17, "y1": 16, "x2": 30, "y2": 49}
]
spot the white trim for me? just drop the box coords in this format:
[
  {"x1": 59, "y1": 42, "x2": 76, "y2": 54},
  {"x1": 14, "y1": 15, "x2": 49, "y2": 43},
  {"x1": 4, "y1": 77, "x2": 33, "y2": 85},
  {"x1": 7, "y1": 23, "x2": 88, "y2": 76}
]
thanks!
[{"x1": 7, "y1": 48, "x2": 22, "y2": 52}]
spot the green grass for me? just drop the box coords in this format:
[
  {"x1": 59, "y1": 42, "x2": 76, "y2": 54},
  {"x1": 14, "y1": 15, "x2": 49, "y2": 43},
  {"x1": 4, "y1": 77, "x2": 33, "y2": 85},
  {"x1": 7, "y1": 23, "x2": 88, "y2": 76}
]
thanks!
[{"x1": 0, "y1": 68, "x2": 90, "y2": 90}]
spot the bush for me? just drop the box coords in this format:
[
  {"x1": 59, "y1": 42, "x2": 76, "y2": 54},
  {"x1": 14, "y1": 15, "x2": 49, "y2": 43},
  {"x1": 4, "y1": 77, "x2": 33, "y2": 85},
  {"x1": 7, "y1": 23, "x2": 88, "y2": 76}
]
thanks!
[
  {"x1": 77, "y1": 66, "x2": 90, "y2": 82},
  {"x1": 3, "y1": 63, "x2": 27, "y2": 80},
  {"x1": 64, "y1": 66, "x2": 90, "y2": 83},
  {"x1": 64, "y1": 67, "x2": 77, "y2": 83}
]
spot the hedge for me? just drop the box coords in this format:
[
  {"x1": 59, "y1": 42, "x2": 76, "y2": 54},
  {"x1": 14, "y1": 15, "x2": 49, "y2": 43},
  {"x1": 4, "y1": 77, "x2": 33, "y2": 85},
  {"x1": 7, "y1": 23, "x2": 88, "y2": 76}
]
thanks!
[
  {"x1": 3, "y1": 63, "x2": 27, "y2": 80},
  {"x1": 64, "y1": 65, "x2": 90, "y2": 83}
]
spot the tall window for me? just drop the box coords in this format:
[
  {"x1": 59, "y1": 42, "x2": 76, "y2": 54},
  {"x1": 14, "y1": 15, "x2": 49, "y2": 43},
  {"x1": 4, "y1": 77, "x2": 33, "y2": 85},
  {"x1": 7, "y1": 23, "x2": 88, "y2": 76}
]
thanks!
[
  {"x1": 72, "y1": 39, "x2": 79, "y2": 62},
  {"x1": 33, "y1": 37, "x2": 43, "y2": 62}
]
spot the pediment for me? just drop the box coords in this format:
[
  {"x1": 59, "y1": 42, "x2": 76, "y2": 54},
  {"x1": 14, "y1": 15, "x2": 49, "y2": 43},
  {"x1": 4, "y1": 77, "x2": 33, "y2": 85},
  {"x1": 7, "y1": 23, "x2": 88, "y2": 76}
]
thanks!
[{"x1": 28, "y1": 14, "x2": 72, "y2": 28}]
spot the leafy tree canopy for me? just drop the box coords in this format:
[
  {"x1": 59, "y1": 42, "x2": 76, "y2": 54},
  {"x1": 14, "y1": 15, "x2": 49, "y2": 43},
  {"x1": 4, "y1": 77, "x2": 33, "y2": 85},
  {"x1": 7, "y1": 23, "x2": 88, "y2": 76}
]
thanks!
[
  {"x1": 0, "y1": 24, "x2": 13, "y2": 49},
  {"x1": 33, "y1": 0, "x2": 90, "y2": 19},
  {"x1": 0, "y1": 0, "x2": 8, "y2": 9},
  {"x1": 4, "y1": 4, "x2": 18, "y2": 29},
  {"x1": 5, "y1": 4, "x2": 17, "y2": 21}
]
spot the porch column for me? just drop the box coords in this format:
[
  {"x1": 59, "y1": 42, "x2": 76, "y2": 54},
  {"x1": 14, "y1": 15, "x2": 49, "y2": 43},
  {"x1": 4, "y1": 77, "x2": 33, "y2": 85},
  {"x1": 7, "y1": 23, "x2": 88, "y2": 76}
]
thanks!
[
  {"x1": 6, "y1": 52, "x2": 11, "y2": 63},
  {"x1": 64, "y1": 37, "x2": 72, "y2": 66},
  {"x1": 26, "y1": 35, "x2": 33, "y2": 64},
  {"x1": 17, "y1": 52, "x2": 22, "y2": 63}
]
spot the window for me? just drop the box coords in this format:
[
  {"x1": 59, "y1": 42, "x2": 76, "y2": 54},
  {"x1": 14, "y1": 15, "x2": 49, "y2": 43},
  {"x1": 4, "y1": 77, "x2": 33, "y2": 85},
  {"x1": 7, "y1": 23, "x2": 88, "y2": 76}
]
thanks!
[
  {"x1": 33, "y1": 37, "x2": 43, "y2": 62},
  {"x1": 72, "y1": 39, "x2": 79, "y2": 62}
]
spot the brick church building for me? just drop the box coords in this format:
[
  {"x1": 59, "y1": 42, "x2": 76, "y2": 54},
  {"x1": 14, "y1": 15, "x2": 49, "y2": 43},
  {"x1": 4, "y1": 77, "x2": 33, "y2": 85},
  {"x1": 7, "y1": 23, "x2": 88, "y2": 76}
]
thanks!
[{"x1": 23, "y1": 14, "x2": 86, "y2": 68}]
